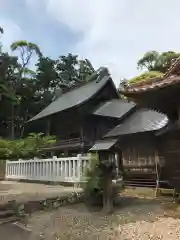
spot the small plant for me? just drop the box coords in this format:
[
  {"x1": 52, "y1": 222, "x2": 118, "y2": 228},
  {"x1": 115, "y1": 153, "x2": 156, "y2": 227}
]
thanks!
[{"x1": 82, "y1": 153, "x2": 103, "y2": 206}]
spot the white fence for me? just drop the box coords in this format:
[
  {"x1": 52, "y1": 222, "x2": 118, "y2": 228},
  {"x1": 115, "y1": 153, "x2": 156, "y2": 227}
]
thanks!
[{"x1": 5, "y1": 156, "x2": 91, "y2": 183}]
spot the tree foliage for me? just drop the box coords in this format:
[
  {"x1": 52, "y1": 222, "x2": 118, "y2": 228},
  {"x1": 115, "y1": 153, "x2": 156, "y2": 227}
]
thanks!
[
  {"x1": 0, "y1": 133, "x2": 56, "y2": 160},
  {"x1": 137, "y1": 51, "x2": 180, "y2": 73},
  {"x1": 137, "y1": 51, "x2": 160, "y2": 72},
  {"x1": 11, "y1": 40, "x2": 42, "y2": 72}
]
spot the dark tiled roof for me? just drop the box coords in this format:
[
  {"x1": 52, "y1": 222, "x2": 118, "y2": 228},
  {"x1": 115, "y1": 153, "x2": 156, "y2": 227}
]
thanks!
[
  {"x1": 28, "y1": 74, "x2": 115, "y2": 122},
  {"x1": 89, "y1": 139, "x2": 118, "y2": 151},
  {"x1": 120, "y1": 57, "x2": 180, "y2": 94},
  {"x1": 105, "y1": 109, "x2": 168, "y2": 138},
  {"x1": 93, "y1": 99, "x2": 135, "y2": 119}
]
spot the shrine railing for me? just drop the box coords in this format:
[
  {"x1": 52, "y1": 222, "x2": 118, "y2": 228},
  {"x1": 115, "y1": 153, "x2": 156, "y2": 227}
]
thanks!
[{"x1": 5, "y1": 155, "x2": 91, "y2": 183}]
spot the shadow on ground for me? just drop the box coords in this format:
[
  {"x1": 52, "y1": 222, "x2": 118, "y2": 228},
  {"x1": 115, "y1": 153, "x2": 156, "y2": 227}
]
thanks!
[{"x1": 0, "y1": 223, "x2": 37, "y2": 240}]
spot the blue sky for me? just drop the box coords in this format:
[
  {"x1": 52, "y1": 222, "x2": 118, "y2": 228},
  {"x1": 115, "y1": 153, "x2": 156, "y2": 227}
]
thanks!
[{"x1": 1, "y1": 0, "x2": 180, "y2": 86}]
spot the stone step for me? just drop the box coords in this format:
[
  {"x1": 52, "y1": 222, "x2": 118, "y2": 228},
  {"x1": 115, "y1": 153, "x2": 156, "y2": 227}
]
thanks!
[
  {"x1": 124, "y1": 179, "x2": 157, "y2": 188},
  {"x1": 0, "y1": 216, "x2": 18, "y2": 225}
]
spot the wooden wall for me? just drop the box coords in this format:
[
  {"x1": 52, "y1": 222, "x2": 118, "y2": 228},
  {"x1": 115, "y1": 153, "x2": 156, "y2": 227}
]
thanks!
[
  {"x1": 50, "y1": 109, "x2": 83, "y2": 139},
  {"x1": 120, "y1": 133, "x2": 165, "y2": 172},
  {"x1": 83, "y1": 115, "x2": 119, "y2": 142},
  {"x1": 157, "y1": 130, "x2": 180, "y2": 191}
]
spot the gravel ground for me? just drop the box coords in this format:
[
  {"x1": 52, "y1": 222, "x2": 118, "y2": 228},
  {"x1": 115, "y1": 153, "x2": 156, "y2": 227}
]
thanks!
[
  {"x1": 110, "y1": 217, "x2": 180, "y2": 240},
  {"x1": 1, "y1": 184, "x2": 179, "y2": 239},
  {"x1": 22, "y1": 196, "x2": 180, "y2": 240}
]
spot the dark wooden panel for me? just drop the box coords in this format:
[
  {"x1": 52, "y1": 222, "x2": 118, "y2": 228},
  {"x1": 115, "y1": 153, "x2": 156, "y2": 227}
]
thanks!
[{"x1": 159, "y1": 131, "x2": 180, "y2": 191}]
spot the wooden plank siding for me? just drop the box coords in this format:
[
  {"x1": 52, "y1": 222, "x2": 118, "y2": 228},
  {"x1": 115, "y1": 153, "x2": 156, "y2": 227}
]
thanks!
[
  {"x1": 158, "y1": 131, "x2": 180, "y2": 191},
  {"x1": 119, "y1": 133, "x2": 165, "y2": 180}
]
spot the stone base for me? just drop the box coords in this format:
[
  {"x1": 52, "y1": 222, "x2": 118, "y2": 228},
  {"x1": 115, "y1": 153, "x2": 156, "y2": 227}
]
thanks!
[{"x1": 0, "y1": 192, "x2": 84, "y2": 220}]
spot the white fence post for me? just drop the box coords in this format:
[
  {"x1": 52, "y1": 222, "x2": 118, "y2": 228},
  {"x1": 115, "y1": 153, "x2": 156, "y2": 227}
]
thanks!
[
  {"x1": 52, "y1": 156, "x2": 57, "y2": 182},
  {"x1": 77, "y1": 157, "x2": 82, "y2": 181},
  {"x1": 18, "y1": 159, "x2": 21, "y2": 178},
  {"x1": 5, "y1": 160, "x2": 9, "y2": 178}
]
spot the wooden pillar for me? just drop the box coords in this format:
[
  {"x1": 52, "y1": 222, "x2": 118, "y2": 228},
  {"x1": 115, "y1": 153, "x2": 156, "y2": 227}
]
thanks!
[
  {"x1": 64, "y1": 150, "x2": 69, "y2": 157},
  {"x1": 50, "y1": 151, "x2": 55, "y2": 157},
  {"x1": 177, "y1": 107, "x2": 180, "y2": 128},
  {"x1": 101, "y1": 154, "x2": 114, "y2": 214},
  {"x1": 46, "y1": 119, "x2": 51, "y2": 136},
  {"x1": 80, "y1": 125, "x2": 84, "y2": 153},
  {"x1": 102, "y1": 169, "x2": 113, "y2": 213}
]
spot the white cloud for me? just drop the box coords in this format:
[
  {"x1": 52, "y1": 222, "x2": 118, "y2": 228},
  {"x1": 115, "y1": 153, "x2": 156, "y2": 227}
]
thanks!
[
  {"x1": 0, "y1": 18, "x2": 22, "y2": 51},
  {"x1": 28, "y1": 0, "x2": 180, "y2": 85}
]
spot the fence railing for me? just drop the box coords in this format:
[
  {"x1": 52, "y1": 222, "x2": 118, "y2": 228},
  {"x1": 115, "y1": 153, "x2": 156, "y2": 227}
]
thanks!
[
  {"x1": 55, "y1": 137, "x2": 90, "y2": 146},
  {"x1": 5, "y1": 155, "x2": 91, "y2": 183}
]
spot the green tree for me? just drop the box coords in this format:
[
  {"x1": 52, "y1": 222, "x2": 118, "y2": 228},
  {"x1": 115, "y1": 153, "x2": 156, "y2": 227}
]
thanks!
[
  {"x1": 157, "y1": 51, "x2": 180, "y2": 73},
  {"x1": 137, "y1": 51, "x2": 160, "y2": 72},
  {"x1": 137, "y1": 51, "x2": 180, "y2": 73},
  {"x1": 10, "y1": 40, "x2": 42, "y2": 75},
  {"x1": 56, "y1": 54, "x2": 95, "y2": 91},
  {"x1": 0, "y1": 53, "x2": 22, "y2": 138},
  {"x1": 0, "y1": 54, "x2": 18, "y2": 101},
  {"x1": 0, "y1": 27, "x2": 18, "y2": 102},
  {"x1": 7, "y1": 40, "x2": 42, "y2": 139},
  {"x1": 78, "y1": 58, "x2": 95, "y2": 81},
  {"x1": 57, "y1": 53, "x2": 78, "y2": 84}
]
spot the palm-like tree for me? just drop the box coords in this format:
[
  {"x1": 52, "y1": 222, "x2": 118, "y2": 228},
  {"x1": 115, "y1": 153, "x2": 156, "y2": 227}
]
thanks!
[{"x1": 11, "y1": 40, "x2": 42, "y2": 77}]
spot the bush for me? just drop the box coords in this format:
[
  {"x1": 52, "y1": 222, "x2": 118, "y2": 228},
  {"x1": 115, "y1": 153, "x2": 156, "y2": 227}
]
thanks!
[
  {"x1": 82, "y1": 153, "x2": 103, "y2": 206},
  {"x1": 128, "y1": 71, "x2": 163, "y2": 84},
  {"x1": 0, "y1": 133, "x2": 56, "y2": 160},
  {"x1": 82, "y1": 153, "x2": 123, "y2": 207},
  {"x1": 0, "y1": 139, "x2": 11, "y2": 160}
]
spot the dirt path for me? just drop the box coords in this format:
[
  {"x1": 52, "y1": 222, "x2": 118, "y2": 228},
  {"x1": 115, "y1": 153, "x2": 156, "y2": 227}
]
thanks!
[{"x1": 0, "y1": 181, "x2": 82, "y2": 204}]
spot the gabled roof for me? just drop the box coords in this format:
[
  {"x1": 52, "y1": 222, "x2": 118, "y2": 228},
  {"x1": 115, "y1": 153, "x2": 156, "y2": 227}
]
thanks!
[
  {"x1": 89, "y1": 139, "x2": 118, "y2": 151},
  {"x1": 28, "y1": 72, "x2": 117, "y2": 122},
  {"x1": 92, "y1": 99, "x2": 135, "y2": 119},
  {"x1": 105, "y1": 108, "x2": 168, "y2": 138},
  {"x1": 120, "y1": 57, "x2": 180, "y2": 94}
]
